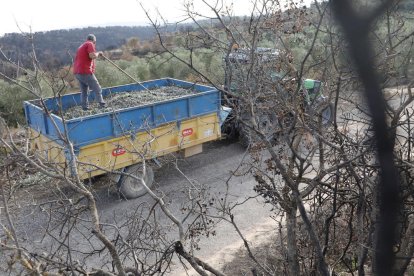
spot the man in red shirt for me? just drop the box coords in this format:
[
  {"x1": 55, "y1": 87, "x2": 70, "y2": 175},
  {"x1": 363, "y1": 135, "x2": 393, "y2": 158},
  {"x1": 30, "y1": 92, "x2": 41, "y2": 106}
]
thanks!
[{"x1": 73, "y1": 34, "x2": 106, "y2": 110}]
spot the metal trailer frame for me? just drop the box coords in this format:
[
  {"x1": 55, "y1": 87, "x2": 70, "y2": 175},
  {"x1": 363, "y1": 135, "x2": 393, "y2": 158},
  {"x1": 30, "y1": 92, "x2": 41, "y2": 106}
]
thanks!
[{"x1": 24, "y1": 78, "x2": 226, "y2": 180}]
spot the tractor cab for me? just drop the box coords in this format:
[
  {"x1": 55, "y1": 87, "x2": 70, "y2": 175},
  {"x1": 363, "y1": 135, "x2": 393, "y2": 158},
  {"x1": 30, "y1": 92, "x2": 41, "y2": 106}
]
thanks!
[
  {"x1": 221, "y1": 47, "x2": 333, "y2": 144},
  {"x1": 303, "y1": 79, "x2": 322, "y2": 103},
  {"x1": 225, "y1": 47, "x2": 280, "y2": 64},
  {"x1": 223, "y1": 47, "x2": 281, "y2": 93}
]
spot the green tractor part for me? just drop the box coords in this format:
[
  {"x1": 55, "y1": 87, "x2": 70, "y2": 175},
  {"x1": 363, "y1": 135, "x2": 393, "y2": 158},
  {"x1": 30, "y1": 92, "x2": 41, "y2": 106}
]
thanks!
[{"x1": 303, "y1": 79, "x2": 322, "y2": 103}]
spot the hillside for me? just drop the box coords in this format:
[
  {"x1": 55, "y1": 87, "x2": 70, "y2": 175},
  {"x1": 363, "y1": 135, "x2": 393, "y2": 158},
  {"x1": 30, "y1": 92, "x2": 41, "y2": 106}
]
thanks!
[{"x1": 0, "y1": 25, "x2": 160, "y2": 69}]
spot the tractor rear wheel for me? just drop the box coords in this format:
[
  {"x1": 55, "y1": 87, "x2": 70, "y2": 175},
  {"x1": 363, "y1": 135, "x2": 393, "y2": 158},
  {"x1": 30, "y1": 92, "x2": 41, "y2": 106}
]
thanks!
[
  {"x1": 292, "y1": 130, "x2": 318, "y2": 159},
  {"x1": 320, "y1": 103, "x2": 334, "y2": 126}
]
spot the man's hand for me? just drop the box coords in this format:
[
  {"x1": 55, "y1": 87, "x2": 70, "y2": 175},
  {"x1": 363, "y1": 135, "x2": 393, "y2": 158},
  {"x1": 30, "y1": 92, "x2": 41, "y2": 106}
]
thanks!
[
  {"x1": 89, "y1": 51, "x2": 103, "y2": 60},
  {"x1": 97, "y1": 52, "x2": 106, "y2": 60}
]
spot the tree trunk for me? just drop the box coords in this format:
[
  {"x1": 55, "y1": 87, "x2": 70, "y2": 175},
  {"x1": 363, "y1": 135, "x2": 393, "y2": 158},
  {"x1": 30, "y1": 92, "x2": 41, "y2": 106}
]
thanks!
[
  {"x1": 286, "y1": 203, "x2": 300, "y2": 276},
  {"x1": 357, "y1": 189, "x2": 368, "y2": 276}
]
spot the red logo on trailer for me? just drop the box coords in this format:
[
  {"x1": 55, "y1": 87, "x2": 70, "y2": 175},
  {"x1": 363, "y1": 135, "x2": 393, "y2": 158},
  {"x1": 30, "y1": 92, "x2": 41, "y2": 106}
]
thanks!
[
  {"x1": 182, "y1": 128, "x2": 193, "y2": 137},
  {"x1": 112, "y1": 147, "x2": 126, "y2": 156}
]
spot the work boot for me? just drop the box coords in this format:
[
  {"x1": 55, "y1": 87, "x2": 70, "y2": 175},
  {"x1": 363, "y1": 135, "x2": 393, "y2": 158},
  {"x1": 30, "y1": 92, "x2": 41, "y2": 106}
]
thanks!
[
  {"x1": 82, "y1": 106, "x2": 90, "y2": 111},
  {"x1": 99, "y1": 102, "x2": 107, "y2": 108}
]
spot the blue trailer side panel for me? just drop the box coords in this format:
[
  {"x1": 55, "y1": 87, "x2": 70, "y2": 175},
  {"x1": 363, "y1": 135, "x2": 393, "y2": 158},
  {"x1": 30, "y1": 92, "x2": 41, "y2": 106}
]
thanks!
[
  {"x1": 24, "y1": 78, "x2": 221, "y2": 148},
  {"x1": 111, "y1": 106, "x2": 154, "y2": 136},
  {"x1": 27, "y1": 104, "x2": 47, "y2": 134},
  {"x1": 153, "y1": 99, "x2": 189, "y2": 125},
  {"x1": 189, "y1": 93, "x2": 221, "y2": 116},
  {"x1": 66, "y1": 115, "x2": 114, "y2": 146}
]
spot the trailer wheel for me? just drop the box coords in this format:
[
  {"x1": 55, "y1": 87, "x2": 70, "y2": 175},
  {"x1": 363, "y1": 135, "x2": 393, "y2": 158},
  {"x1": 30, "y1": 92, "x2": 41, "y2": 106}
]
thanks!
[{"x1": 118, "y1": 164, "x2": 154, "y2": 199}]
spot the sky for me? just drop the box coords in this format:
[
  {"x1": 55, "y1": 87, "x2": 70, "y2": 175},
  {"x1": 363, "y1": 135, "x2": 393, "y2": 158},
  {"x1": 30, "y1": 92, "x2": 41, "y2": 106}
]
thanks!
[{"x1": 0, "y1": 0, "x2": 267, "y2": 36}]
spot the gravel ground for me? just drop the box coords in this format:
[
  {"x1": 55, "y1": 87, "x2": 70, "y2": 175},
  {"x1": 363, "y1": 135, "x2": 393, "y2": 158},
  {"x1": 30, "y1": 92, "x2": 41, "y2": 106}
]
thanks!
[{"x1": 61, "y1": 86, "x2": 197, "y2": 120}]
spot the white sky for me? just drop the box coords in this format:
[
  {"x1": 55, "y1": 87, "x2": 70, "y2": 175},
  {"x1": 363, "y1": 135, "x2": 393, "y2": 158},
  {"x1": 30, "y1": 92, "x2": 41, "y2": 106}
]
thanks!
[{"x1": 0, "y1": 0, "x2": 269, "y2": 36}]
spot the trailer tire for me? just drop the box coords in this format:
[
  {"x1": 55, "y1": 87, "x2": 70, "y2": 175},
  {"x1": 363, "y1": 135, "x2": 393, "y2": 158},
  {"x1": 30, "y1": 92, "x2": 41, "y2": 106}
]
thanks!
[{"x1": 118, "y1": 164, "x2": 154, "y2": 199}]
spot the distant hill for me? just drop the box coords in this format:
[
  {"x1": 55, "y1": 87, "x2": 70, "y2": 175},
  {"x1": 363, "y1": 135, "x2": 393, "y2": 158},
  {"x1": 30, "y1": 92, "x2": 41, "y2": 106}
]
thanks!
[{"x1": 0, "y1": 26, "x2": 159, "y2": 69}]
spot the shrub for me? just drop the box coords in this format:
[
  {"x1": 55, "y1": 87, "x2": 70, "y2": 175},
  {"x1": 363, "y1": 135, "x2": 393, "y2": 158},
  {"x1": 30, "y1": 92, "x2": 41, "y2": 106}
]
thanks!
[{"x1": 0, "y1": 80, "x2": 34, "y2": 126}]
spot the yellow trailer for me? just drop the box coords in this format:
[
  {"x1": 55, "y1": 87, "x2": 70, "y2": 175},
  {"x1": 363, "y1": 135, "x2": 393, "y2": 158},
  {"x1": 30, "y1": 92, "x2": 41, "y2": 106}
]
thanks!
[{"x1": 24, "y1": 78, "x2": 228, "y2": 198}]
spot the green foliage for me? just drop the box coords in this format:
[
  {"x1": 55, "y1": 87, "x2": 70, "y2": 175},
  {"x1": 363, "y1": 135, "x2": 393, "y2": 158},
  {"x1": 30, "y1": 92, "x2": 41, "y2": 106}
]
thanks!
[
  {"x1": 94, "y1": 47, "x2": 224, "y2": 86},
  {"x1": 397, "y1": 1, "x2": 414, "y2": 11},
  {"x1": 125, "y1": 60, "x2": 150, "y2": 83},
  {"x1": 0, "y1": 80, "x2": 34, "y2": 126},
  {"x1": 95, "y1": 61, "x2": 130, "y2": 87},
  {"x1": 372, "y1": 12, "x2": 414, "y2": 81}
]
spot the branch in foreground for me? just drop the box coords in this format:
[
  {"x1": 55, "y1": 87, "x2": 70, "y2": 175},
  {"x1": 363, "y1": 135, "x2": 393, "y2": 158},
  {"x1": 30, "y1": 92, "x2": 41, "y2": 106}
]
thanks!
[{"x1": 174, "y1": 241, "x2": 227, "y2": 276}]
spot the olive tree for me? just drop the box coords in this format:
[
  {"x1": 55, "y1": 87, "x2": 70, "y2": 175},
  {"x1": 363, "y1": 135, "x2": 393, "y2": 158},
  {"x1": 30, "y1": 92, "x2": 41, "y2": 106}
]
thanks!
[{"x1": 143, "y1": 0, "x2": 414, "y2": 275}]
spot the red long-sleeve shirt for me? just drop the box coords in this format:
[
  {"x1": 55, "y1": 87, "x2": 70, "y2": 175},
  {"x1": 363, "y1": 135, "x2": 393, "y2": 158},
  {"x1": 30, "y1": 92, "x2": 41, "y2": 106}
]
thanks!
[{"x1": 73, "y1": 41, "x2": 96, "y2": 74}]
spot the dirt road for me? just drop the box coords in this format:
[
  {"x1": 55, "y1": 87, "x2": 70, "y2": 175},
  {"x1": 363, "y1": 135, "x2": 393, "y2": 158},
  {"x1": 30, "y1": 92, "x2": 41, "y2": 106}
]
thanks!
[
  {"x1": 3, "y1": 139, "x2": 273, "y2": 275},
  {"x1": 104, "y1": 139, "x2": 273, "y2": 274}
]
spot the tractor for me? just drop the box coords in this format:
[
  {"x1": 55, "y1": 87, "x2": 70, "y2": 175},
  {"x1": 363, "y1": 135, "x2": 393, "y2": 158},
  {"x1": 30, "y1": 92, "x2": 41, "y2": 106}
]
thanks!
[{"x1": 221, "y1": 47, "x2": 333, "y2": 147}]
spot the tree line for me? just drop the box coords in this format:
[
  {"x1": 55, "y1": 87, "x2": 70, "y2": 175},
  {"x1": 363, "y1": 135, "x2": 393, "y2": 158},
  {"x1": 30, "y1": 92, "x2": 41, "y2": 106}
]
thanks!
[{"x1": 0, "y1": 26, "x2": 157, "y2": 69}]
